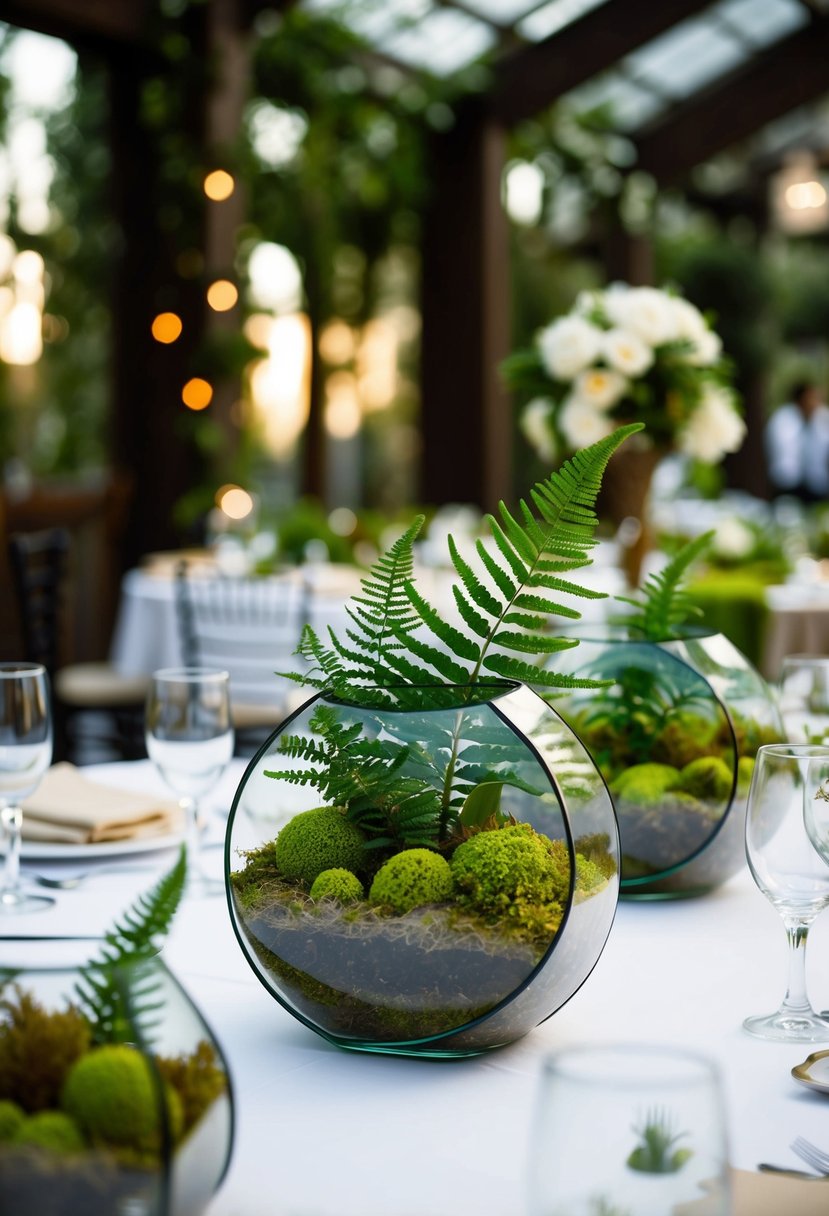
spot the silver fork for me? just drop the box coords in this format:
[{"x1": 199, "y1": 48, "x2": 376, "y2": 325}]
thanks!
[
  {"x1": 791, "y1": 1136, "x2": 829, "y2": 1176},
  {"x1": 22, "y1": 863, "x2": 158, "y2": 890}
]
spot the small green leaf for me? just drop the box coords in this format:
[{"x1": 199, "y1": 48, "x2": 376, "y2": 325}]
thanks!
[{"x1": 459, "y1": 780, "x2": 505, "y2": 826}]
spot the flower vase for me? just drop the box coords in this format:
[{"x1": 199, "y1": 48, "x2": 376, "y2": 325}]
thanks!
[
  {"x1": 599, "y1": 439, "x2": 664, "y2": 588},
  {"x1": 0, "y1": 939, "x2": 234, "y2": 1216},
  {"x1": 225, "y1": 680, "x2": 620, "y2": 1058}
]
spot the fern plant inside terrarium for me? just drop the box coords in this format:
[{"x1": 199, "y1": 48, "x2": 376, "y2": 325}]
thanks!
[{"x1": 268, "y1": 423, "x2": 642, "y2": 845}]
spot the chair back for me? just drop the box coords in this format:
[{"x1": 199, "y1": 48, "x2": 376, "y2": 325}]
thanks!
[
  {"x1": 174, "y1": 563, "x2": 311, "y2": 716},
  {"x1": 7, "y1": 528, "x2": 70, "y2": 673}
]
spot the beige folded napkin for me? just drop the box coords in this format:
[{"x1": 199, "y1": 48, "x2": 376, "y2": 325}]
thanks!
[
  {"x1": 21, "y1": 763, "x2": 184, "y2": 845},
  {"x1": 674, "y1": 1168, "x2": 829, "y2": 1215}
]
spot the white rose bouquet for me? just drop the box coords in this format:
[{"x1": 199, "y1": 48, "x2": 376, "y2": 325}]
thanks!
[{"x1": 503, "y1": 283, "x2": 746, "y2": 465}]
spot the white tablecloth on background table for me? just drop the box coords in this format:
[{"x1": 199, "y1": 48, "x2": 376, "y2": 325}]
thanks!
[{"x1": 10, "y1": 760, "x2": 829, "y2": 1216}]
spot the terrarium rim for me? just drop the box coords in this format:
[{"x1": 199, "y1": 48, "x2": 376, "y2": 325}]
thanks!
[{"x1": 322, "y1": 677, "x2": 523, "y2": 711}]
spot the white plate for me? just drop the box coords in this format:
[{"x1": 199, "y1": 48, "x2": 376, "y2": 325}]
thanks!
[
  {"x1": 792, "y1": 1050, "x2": 829, "y2": 1096},
  {"x1": 16, "y1": 830, "x2": 186, "y2": 862}
]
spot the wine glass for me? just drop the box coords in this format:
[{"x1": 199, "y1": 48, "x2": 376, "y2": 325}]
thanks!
[
  {"x1": 778, "y1": 654, "x2": 829, "y2": 744},
  {"x1": 743, "y1": 743, "x2": 829, "y2": 1041},
  {"x1": 145, "y1": 667, "x2": 234, "y2": 898},
  {"x1": 527, "y1": 1044, "x2": 731, "y2": 1216},
  {"x1": 0, "y1": 662, "x2": 54, "y2": 914}
]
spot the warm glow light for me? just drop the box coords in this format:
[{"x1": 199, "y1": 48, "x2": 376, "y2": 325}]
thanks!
[
  {"x1": 319, "y1": 319, "x2": 356, "y2": 365},
  {"x1": 784, "y1": 180, "x2": 827, "y2": 210},
  {"x1": 357, "y1": 318, "x2": 398, "y2": 411},
  {"x1": 243, "y1": 313, "x2": 273, "y2": 350},
  {"x1": 12, "y1": 248, "x2": 44, "y2": 286},
  {"x1": 247, "y1": 242, "x2": 302, "y2": 312},
  {"x1": 182, "y1": 377, "x2": 213, "y2": 410},
  {"x1": 204, "y1": 169, "x2": 235, "y2": 201},
  {"x1": 207, "y1": 279, "x2": 238, "y2": 312},
  {"x1": 248, "y1": 313, "x2": 311, "y2": 457},
  {"x1": 219, "y1": 486, "x2": 254, "y2": 520},
  {"x1": 151, "y1": 311, "x2": 183, "y2": 343},
  {"x1": 325, "y1": 371, "x2": 361, "y2": 439},
  {"x1": 0, "y1": 301, "x2": 42, "y2": 365}
]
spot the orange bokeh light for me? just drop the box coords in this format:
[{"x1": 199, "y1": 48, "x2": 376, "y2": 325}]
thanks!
[
  {"x1": 207, "y1": 280, "x2": 238, "y2": 312},
  {"x1": 182, "y1": 377, "x2": 213, "y2": 410},
  {"x1": 151, "y1": 312, "x2": 183, "y2": 344},
  {"x1": 204, "y1": 170, "x2": 235, "y2": 201}
]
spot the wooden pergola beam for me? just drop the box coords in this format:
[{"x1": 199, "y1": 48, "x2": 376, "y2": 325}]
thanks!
[
  {"x1": 489, "y1": 0, "x2": 715, "y2": 127},
  {"x1": 635, "y1": 16, "x2": 829, "y2": 184},
  {"x1": 0, "y1": 0, "x2": 152, "y2": 48}
]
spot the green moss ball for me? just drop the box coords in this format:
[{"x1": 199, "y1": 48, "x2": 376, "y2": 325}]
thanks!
[
  {"x1": 678, "y1": 756, "x2": 733, "y2": 802},
  {"x1": 310, "y1": 867, "x2": 365, "y2": 902},
  {"x1": 0, "y1": 1100, "x2": 25, "y2": 1142},
  {"x1": 737, "y1": 754, "x2": 755, "y2": 794},
  {"x1": 450, "y1": 824, "x2": 570, "y2": 914},
  {"x1": 274, "y1": 807, "x2": 366, "y2": 886},
  {"x1": 62, "y1": 1045, "x2": 160, "y2": 1147},
  {"x1": 369, "y1": 849, "x2": 454, "y2": 914},
  {"x1": 611, "y1": 763, "x2": 680, "y2": 805},
  {"x1": 14, "y1": 1111, "x2": 86, "y2": 1155}
]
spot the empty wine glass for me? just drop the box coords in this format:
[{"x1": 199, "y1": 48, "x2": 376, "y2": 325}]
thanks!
[
  {"x1": 778, "y1": 655, "x2": 829, "y2": 744},
  {"x1": 743, "y1": 743, "x2": 829, "y2": 1041},
  {"x1": 527, "y1": 1044, "x2": 731, "y2": 1216},
  {"x1": 145, "y1": 667, "x2": 234, "y2": 898},
  {"x1": 0, "y1": 662, "x2": 53, "y2": 914}
]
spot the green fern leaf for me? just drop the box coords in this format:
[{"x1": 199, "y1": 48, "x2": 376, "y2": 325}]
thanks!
[
  {"x1": 404, "y1": 582, "x2": 481, "y2": 662},
  {"x1": 73, "y1": 846, "x2": 187, "y2": 1045},
  {"x1": 451, "y1": 586, "x2": 491, "y2": 639},
  {"x1": 448, "y1": 535, "x2": 503, "y2": 617},
  {"x1": 476, "y1": 538, "x2": 518, "y2": 601},
  {"x1": 616, "y1": 530, "x2": 714, "y2": 641}
]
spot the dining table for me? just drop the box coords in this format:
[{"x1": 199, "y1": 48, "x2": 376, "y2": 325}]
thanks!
[{"x1": 8, "y1": 758, "x2": 829, "y2": 1216}]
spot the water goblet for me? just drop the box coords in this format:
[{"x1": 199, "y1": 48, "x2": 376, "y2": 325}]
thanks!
[
  {"x1": 778, "y1": 654, "x2": 829, "y2": 744},
  {"x1": 0, "y1": 661, "x2": 54, "y2": 914},
  {"x1": 145, "y1": 667, "x2": 234, "y2": 898},
  {"x1": 743, "y1": 743, "x2": 829, "y2": 1041},
  {"x1": 526, "y1": 1043, "x2": 731, "y2": 1216}
]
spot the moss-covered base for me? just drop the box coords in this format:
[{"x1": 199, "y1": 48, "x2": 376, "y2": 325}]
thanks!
[
  {"x1": 618, "y1": 796, "x2": 722, "y2": 878},
  {"x1": 234, "y1": 881, "x2": 543, "y2": 1043}
]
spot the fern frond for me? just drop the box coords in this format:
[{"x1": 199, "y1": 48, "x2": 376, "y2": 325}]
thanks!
[
  {"x1": 73, "y1": 847, "x2": 187, "y2": 1045},
  {"x1": 615, "y1": 530, "x2": 714, "y2": 641}
]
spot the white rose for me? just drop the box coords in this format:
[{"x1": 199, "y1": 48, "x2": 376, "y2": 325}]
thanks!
[
  {"x1": 602, "y1": 328, "x2": 654, "y2": 378},
  {"x1": 714, "y1": 517, "x2": 754, "y2": 559},
  {"x1": 605, "y1": 286, "x2": 677, "y2": 347},
  {"x1": 537, "y1": 315, "x2": 603, "y2": 381},
  {"x1": 559, "y1": 395, "x2": 615, "y2": 448},
  {"x1": 685, "y1": 328, "x2": 723, "y2": 367},
  {"x1": 520, "y1": 398, "x2": 558, "y2": 462},
  {"x1": 573, "y1": 366, "x2": 628, "y2": 410},
  {"x1": 677, "y1": 386, "x2": 746, "y2": 463},
  {"x1": 669, "y1": 297, "x2": 708, "y2": 342}
]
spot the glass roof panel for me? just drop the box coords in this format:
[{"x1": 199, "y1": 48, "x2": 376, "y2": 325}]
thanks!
[
  {"x1": 517, "y1": 0, "x2": 607, "y2": 42},
  {"x1": 461, "y1": 0, "x2": 543, "y2": 24},
  {"x1": 715, "y1": 0, "x2": 809, "y2": 48},
  {"x1": 625, "y1": 17, "x2": 746, "y2": 100},
  {"x1": 567, "y1": 72, "x2": 665, "y2": 131},
  {"x1": 301, "y1": 0, "x2": 432, "y2": 46},
  {"x1": 380, "y1": 7, "x2": 497, "y2": 74}
]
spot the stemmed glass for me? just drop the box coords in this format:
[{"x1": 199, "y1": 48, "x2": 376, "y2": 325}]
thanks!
[
  {"x1": 527, "y1": 1044, "x2": 730, "y2": 1216},
  {"x1": 0, "y1": 661, "x2": 54, "y2": 914},
  {"x1": 778, "y1": 654, "x2": 829, "y2": 744},
  {"x1": 145, "y1": 667, "x2": 234, "y2": 898},
  {"x1": 743, "y1": 743, "x2": 829, "y2": 1041}
]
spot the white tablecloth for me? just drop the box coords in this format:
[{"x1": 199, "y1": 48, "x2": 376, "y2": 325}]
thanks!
[{"x1": 11, "y1": 760, "x2": 829, "y2": 1216}]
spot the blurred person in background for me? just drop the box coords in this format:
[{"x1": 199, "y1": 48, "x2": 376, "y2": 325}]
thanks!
[{"x1": 765, "y1": 380, "x2": 829, "y2": 504}]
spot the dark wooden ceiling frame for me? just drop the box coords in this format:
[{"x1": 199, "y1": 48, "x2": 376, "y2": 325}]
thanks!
[
  {"x1": 634, "y1": 14, "x2": 829, "y2": 185},
  {"x1": 420, "y1": 0, "x2": 717, "y2": 510}
]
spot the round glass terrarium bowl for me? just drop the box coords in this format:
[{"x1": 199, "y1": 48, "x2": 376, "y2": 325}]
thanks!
[
  {"x1": 225, "y1": 680, "x2": 620, "y2": 1058},
  {"x1": 553, "y1": 628, "x2": 783, "y2": 899},
  {"x1": 0, "y1": 938, "x2": 234, "y2": 1216}
]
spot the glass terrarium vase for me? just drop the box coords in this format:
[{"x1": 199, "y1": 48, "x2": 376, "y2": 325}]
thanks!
[
  {"x1": 552, "y1": 627, "x2": 784, "y2": 898},
  {"x1": 225, "y1": 680, "x2": 620, "y2": 1058},
  {"x1": 0, "y1": 938, "x2": 234, "y2": 1216}
]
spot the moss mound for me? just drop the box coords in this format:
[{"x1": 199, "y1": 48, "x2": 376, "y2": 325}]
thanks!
[
  {"x1": 678, "y1": 756, "x2": 733, "y2": 801},
  {"x1": 13, "y1": 1111, "x2": 86, "y2": 1155},
  {"x1": 310, "y1": 867, "x2": 364, "y2": 902},
  {"x1": 612, "y1": 763, "x2": 680, "y2": 805},
  {"x1": 369, "y1": 849, "x2": 453, "y2": 914},
  {"x1": 450, "y1": 824, "x2": 570, "y2": 914},
  {"x1": 61, "y1": 1045, "x2": 160, "y2": 1147},
  {"x1": 274, "y1": 806, "x2": 366, "y2": 886}
]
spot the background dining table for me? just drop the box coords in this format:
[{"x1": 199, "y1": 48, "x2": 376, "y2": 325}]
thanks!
[{"x1": 9, "y1": 758, "x2": 829, "y2": 1216}]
